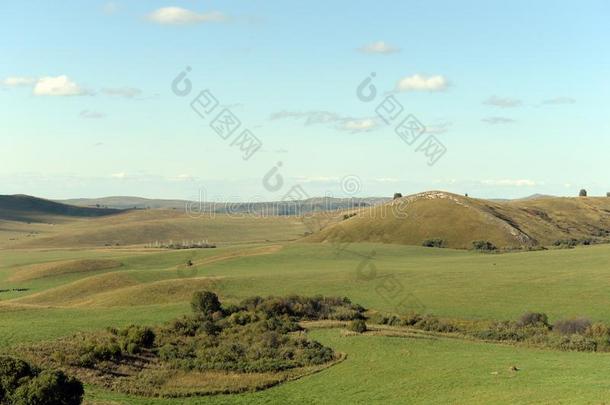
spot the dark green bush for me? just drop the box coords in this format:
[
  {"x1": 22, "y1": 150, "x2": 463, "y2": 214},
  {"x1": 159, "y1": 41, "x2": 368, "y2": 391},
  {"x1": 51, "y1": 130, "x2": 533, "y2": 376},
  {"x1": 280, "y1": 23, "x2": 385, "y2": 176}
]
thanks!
[
  {"x1": 422, "y1": 238, "x2": 445, "y2": 248},
  {"x1": 0, "y1": 356, "x2": 34, "y2": 401},
  {"x1": 191, "y1": 291, "x2": 222, "y2": 316},
  {"x1": 347, "y1": 319, "x2": 367, "y2": 333},
  {"x1": 472, "y1": 240, "x2": 497, "y2": 251},
  {"x1": 517, "y1": 312, "x2": 550, "y2": 328},
  {"x1": 0, "y1": 356, "x2": 83, "y2": 405}
]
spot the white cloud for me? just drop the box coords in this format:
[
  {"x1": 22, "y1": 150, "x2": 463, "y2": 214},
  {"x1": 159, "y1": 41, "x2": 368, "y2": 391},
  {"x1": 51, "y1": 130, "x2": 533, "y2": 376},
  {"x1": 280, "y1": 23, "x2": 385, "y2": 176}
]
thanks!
[
  {"x1": 147, "y1": 7, "x2": 226, "y2": 25},
  {"x1": 270, "y1": 110, "x2": 341, "y2": 126},
  {"x1": 425, "y1": 121, "x2": 452, "y2": 134},
  {"x1": 111, "y1": 172, "x2": 127, "y2": 179},
  {"x1": 359, "y1": 41, "x2": 400, "y2": 54},
  {"x1": 481, "y1": 116, "x2": 515, "y2": 125},
  {"x1": 33, "y1": 75, "x2": 87, "y2": 96},
  {"x1": 2, "y1": 76, "x2": 36, "y2": 87},
  {"x1": 341, "y1": 118, "x2": 377, "y2": 132},
  {"x1": 102, "y1": 87, "x2": 142, "y2": 98},
  {"x1": 79, "y1": 110, "x2": 105, "y2": 119},
  {"x1": 481, "y1": 179, "x2": 537, "y2": 187},
  {"x1": 396, "y1": 74, "x2": 448, "y2": 92},
  {"x1": 483, "y1": 95, "x2": 522, "y2": 108},
  {"x1": 102, "y1": 2, "x2": 118, "y2": 14},
  {"x1": 541, "y1": 97, "x2": 575, "y2": 105}
]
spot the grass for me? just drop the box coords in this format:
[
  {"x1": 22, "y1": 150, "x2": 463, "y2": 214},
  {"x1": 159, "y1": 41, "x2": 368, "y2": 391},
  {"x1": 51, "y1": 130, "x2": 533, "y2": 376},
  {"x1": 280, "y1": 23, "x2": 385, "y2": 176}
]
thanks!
[
  {"x1": 3, "y1": 241, "x2": 610, "y2": 403},
  {"x1": 84, "y1": 328, "x2": 610, "y2": 404}
]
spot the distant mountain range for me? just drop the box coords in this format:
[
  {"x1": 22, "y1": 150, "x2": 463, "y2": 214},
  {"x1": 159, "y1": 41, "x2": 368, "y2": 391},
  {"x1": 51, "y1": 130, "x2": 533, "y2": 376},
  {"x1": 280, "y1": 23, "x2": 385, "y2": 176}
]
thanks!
[{"x1": 57, "y1": 196, "x2": 391, "y2": 214}]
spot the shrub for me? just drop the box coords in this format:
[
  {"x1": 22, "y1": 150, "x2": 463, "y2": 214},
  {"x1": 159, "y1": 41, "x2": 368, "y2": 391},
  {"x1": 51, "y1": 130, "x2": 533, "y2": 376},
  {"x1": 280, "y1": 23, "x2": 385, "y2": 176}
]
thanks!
[
  {"x1": 579, "y1": 189, "x2": 587, "y2": 197},
  {"x1": 191, "y1": 291, "x2": 222, "y2": 316},
  {"x1": 0, "y1": 356, "x2": 35, "y2": 400},
  {"x1": 517, "y1": 312, "x2": 550, "y2": 328},
  {"x1": 414, "y1": 315, "x2": 457, "y2": 333},
  {"x1": 347, "y1": 319, "x2": 367, "y2": 333},
  {"x1": 472, "y1": 240, "x2": 497, "y2": 251},
  {"x1": 554, "y1": 318, "x2": 591, "y2": 335},
  {"x1": 556, "y1": 334, "x2": 597, "y2": 352},
  {"x1": 586, "y1": 322, "x2": 610, "y2": 338},
  {"x1": 11, "y1": 370, "x2": 83, "y2": 405},
  {"x1": 477, "y1": 321, "x2": 526, "y2": 342},
  {"x1": 393, "y1": 193, "x2": 403, "y2": 199},
  {"x1": 422, "y1": 238, "x2": 445, "y2": 248},
  {"x1": 0, "y1": 356, "x2": 83, "y2": 405}
]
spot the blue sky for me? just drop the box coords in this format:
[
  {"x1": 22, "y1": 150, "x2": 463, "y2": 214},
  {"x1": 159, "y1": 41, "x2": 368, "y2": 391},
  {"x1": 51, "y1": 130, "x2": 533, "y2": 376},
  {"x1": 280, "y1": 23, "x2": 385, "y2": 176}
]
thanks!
[{"x1": 1, "y1": 1, "x2": 609, "y2": 200}]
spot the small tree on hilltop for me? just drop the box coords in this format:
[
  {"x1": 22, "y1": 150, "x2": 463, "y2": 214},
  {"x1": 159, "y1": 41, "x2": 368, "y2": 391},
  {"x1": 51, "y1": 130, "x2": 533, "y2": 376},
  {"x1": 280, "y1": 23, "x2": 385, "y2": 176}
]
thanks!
[
  {"x1": 393, "y1": 192, "x2": 403, "y2": 200},
  {"x1": 579, "y1": 189, "x2": 587, "y2": 197},
  {"x1": 607, "y1": 192, "x2": 610, "y2": 197}
]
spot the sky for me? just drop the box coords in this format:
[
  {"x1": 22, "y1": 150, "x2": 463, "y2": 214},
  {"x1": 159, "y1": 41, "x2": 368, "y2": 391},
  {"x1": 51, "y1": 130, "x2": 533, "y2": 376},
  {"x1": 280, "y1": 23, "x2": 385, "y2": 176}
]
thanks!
[{"x1": 1, "y1": 0, "x2": 609, "y2": 201}]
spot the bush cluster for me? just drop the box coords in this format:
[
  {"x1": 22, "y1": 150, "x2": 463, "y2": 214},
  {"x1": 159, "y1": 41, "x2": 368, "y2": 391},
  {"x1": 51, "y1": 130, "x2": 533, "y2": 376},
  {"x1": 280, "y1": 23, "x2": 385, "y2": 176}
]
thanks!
[
  {"x1": 72, "y1": 325, "x2": 156, "y2": 368},
  {"x1": 378, "y1": 312, "x2": 457, "y2": 333},
  {"x1": 46, "y1": 292, "x2": 347, "y2": 377},
  {"x1": 552, "y1": 238, "x2": 595, "y2": 248},
  {"x1": 472, "y1": 240, "x2": 497, "y2": 251},
  {"x1": 0, "y1": 356, "x2": 83, "y2": 405},
  {"x1": 422, "y1": 238, "x2": 445, "y2": 248}
]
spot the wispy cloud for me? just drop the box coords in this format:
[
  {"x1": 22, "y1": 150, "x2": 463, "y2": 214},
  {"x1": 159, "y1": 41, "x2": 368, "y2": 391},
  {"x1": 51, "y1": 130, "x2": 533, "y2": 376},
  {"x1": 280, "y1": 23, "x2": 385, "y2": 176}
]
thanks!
[
  {"x1": 358, "y1": 41, "x2": 400, "y2": 54},
  {"x1": 481, "y1": 179, "x2": 538, "y2": 187},
  {"x1": 2, "y1": 76, "x2": 36, "y2": 87},
  {"x1": 102, "y1": 2, "x2": 118, "y2": 15},
  {"x1": 425, "y1": 121, "x2": 452, "y2": 134},
  {"x1": 102, "y1": 87, "x2": 142, "y2": 98},
  {"x1": 270, "y1": 110, "x2": 340, "y2": 126},
  {"x1": 33, "y1": 75, "x2": 88, "y2": 96},
  {"x1": 482, "y1": 116, "x2": 515, "y2": 125},
  {"x1": 147, "y1": 7, "x2": 227, "y2": 25},
  {"x1": 340, "y1": 118, "x2": 377, "y2": 133},
  {"x1": 483, "y1": 95, "x2": 522, "y2": 108},
  {"x1": 80, "y1": 110, "x2": 106, "y2": 119},
  {"x1": 270, "y1": 110, "x2": 378, "y2": 133},
  {"x1": 396, "y1": 74, "x2": 448, "y2": 92},
  {"x1": 541, "y1": 96, "x2": 576, "y2": 105}
]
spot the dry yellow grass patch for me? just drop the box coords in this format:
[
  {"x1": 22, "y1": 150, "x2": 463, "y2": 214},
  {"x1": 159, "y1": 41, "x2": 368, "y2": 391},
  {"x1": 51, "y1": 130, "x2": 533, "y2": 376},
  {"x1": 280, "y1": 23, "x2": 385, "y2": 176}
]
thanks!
[
  {"x1": 13, "y1": 272, "x2": 139, "y2": 307},
  {"x1": 8, "y1": 259, "x2": 122, "y2": 283},
  {"x1": 81, "y1": 277, "x2": 222, "y2": 307}
]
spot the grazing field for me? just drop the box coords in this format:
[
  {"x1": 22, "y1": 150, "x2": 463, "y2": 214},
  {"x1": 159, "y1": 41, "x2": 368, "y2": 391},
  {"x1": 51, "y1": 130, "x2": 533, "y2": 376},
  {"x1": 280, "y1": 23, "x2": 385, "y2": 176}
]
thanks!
[
  {"x1": 2, "y1": 240, "x2": 610, "y2": 403},
  {"x1": 84, "y1": 328, "x2": 610, "y2": 404}
]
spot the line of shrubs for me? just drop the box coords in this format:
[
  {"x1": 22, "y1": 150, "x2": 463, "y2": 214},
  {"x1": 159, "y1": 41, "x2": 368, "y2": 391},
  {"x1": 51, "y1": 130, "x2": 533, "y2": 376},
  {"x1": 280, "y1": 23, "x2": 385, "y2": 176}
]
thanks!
[
  {"x1": 0, "y1": 356, "x2": 83, "y2": 405},
  {"x1": 374, "y1": 310, "x2": 610, "y2": 353}
]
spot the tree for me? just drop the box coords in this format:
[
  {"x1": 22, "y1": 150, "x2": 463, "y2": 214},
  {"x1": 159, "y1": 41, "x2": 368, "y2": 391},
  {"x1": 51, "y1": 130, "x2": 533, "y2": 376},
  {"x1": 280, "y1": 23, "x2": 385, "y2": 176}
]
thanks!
[
  {"x1": 607, "y1": 192, "x2": 610, "y2": 197},
  {"x1": 579, "y1": 189, "x2": 587, "y2": 197},
  {"x1": 393, "y1": 193, "x2": 402, "y2": 200},
  {"x1": 191, "y1": 291, "x2": 222, "y2": 315}
]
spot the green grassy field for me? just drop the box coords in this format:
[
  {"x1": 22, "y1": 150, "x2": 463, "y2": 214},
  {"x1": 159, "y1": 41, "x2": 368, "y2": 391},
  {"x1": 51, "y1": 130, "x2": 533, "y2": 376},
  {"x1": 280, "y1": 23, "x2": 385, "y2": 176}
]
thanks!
[
  {"x1": 85, "y1": 328, "x2": 610, "y2": 404},
  {"x1": 3, "y1": 242, "x2": 610, "y2": 403}
]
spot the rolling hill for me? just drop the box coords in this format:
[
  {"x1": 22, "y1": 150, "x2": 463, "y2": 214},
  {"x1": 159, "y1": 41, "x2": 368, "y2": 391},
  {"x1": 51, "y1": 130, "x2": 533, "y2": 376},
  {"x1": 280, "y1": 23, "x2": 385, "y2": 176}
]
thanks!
[
  {"x1": 306, "y1": 191, "x2": 610, "y2": 249},
  {"x1": 0, "y1": 194, "x2": 122, "y2": 222}
]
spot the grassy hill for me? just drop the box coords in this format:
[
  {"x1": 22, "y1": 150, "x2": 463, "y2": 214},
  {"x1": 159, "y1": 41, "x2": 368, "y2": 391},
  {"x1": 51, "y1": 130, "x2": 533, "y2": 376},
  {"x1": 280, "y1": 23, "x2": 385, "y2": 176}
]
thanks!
[
  {"x1": 2, "y1": 208, "x2": 309, "y2": 248},
  {"x1": 0, "y1": 194, "x2": 122, "y2": 222},
  {"x1": 306, "y1": 191, "x2": 610, "y2": 249}
]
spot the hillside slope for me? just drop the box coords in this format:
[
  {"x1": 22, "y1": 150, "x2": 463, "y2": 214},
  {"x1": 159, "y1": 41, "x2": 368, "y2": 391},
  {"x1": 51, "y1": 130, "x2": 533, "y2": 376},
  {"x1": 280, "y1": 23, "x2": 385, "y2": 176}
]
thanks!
[
  {"x1": 306, "y1": 191, "x2": 610, "y2": 249},
  {"x1": 0, "y1": 194, "x2": 122, "y2": 222}
]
